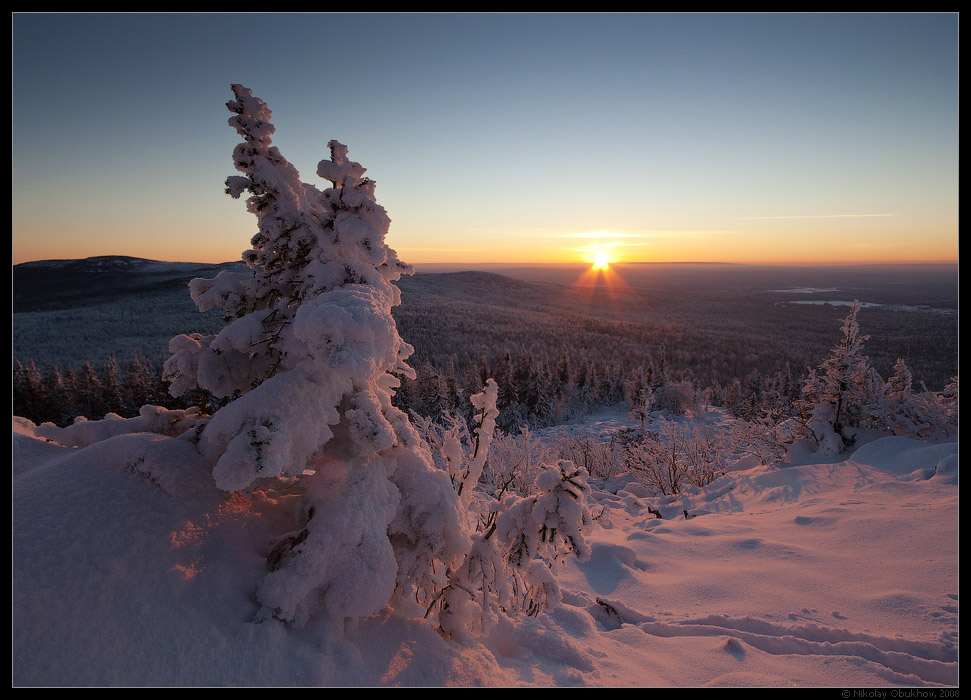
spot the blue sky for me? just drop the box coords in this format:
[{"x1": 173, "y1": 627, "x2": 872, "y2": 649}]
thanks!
[{"x1": 12, "y1": 13, "x2": 959, "y2": 265}]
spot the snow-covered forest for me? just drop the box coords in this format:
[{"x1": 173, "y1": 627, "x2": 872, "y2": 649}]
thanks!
[
  {"x1": 12, "y1": 262, "x2": 959, "y2": 433},
  {"x1": 12, "y1": 86, "x2": 958, "y2": 687}
]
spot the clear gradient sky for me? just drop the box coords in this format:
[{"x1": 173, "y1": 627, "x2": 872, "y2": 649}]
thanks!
[{"x1": 12, "y1": 13, "x2": 959, "y2": 266}]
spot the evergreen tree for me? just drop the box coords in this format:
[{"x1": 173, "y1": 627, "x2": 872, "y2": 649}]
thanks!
[
  {"x1": 43, "y1": 365, "x2": 78, "y2": 427},
  {"x1": 413, "y1": 361, "x2": 449, "y2": 420},
  {"x1": 628, "y1": 384, "x2": 656, "y2": 430},
  {"x1": 529, "y1": 363, "x2": 557, "y2": 427},
  {"x1": 101, "y1": 356, "x2": 125, "y2": 416},
  {"x1": 123, "y1": 355, "x2": 159, "y2": 415},
  {"x1": 879, "y1": 358, "x2": 943, "y2": 438},
  {"x1": 79, "y1": 362, "x2": 105, "y2": 419},
  {"x1": 164, "y1": 85, "x2": 466, "y2": 626},
  {"x1": 799, "y1": 301, "x2": 878, "y2": 454},
  {"x1": 13, "y1": 360, "x2": 47, "y2": 424},
  {"x1": 938, "y1": 376, "x2": 959, "y2": 433}
]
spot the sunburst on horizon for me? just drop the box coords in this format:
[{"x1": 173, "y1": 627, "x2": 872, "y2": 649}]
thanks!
[{"x1": 591, "y1": 251, "x2": 611, "y2": 271}]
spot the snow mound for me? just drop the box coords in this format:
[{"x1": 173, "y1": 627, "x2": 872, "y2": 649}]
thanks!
[{"x1": 849, "y1": 436, "x2": 958, "y2": 481}]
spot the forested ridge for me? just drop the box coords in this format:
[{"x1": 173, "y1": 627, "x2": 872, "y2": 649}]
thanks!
[{"x1": 14, "y1": 260, "x2": 958, "y2": 435}]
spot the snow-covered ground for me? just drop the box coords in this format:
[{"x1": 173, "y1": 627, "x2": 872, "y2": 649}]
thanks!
[{"x1": 12, "y1": 415, "x2": 958, "y2": 687}]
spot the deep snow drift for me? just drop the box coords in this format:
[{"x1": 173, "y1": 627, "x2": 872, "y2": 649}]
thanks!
[{"x1": 12, "y1": 411, "x2": 958, "y2": 687}]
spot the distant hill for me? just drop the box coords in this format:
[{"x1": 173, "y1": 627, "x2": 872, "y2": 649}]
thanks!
[{"x1": 13, "y1": 256, "x2": 246, "y2": 313}]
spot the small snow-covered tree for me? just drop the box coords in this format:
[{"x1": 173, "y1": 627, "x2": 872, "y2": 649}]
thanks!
[
  {"x1": 877, "y1": 361, "x2": 958, "y2": 439},
  {"x1": 164, "y1": 85, "x2": 466, "y2": 626},
  {"x1": 798, "y1": 301, "x2": 878, "y2": 455},
  {"x1": 162, "y1": 85, "x2": 590, "y2": 634},
  {"x1": 627, "y1": 384, "x2": 656, "y2": 430},
  {"x1": 878, "y1": 358, "x2": 927, "y2": 437},
  {"x1": 937, "y1": 376, "x2": 959, "y2": 434}
]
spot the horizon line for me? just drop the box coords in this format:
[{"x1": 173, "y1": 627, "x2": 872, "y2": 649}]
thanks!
[{"x1": 13, "y1": 254, "x2": 959, "y2": 268}]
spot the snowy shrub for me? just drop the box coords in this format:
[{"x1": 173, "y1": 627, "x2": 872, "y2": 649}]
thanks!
[
  {"x1": 554, "y1": 429, "x2": 623, "y2": 481},
  {"x1": 164, "y1": 85, "x2": 468, "y2": 626},
  {"x1": 411, "y1": 409, "x2": 475, "y2": 477},
  {"x1": 442, "y1": 380, "x2": 500, "y2": 503},
  {"x1": 678, "y1": 422, "x2": 738, "y2": 487},
  {"x1": 431, "y1": 459, "x2": 591, "y2": 640},
  {"x1": 728, "y1": 418, "x2": 788, "y2": 466},
  {"x1": 417, "y1": 384, "x2": 592, "y2": 638},
  {"x1": 655, "y1": 378, "x2": 702, "y2": 416},
  {"x1": 936, "y1": 376, "x2": 959, "y2": 434},
  {"x1": 624, "y1": 418, "x2": 737, "y2": 494},
  {"x1": 482, "y1": 426, "x2": 555, "y2": 497},
  {"x1": 413, "y1": 382, "x2": 500, "y2": 514}
]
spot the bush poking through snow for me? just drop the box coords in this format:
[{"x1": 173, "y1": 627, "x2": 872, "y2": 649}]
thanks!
[
  {"x1": 554, "y1": 429, "x2": 623, "y2": 481},
  {"x1": 728, "y1": 418, "x2": 788, "y2": 466},
  {"x1": 430, "y1": 457, "x2": 591, "y2": 640},
  {"x1": 418, "y1": 384, "x2": 592, "y2": 639},
  {"x1": 624, "y1": 418, "x2": 737, "y2": 495},
  {"x1": 482, "y1": 426, "x2": 555, "y2": 497}
]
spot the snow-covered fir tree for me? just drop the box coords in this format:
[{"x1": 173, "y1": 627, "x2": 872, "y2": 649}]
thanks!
[
  {"x1": 939, "y1": 376, "x2": 959, "y2": 432},
  {"x1": 13, "y1": 360, "x2": 47, "y2": 424},
  {"x1": 878, "y1": 359, "x2": 957, "y2": 439},
  {"x1": 627, "y1": 384, "x2": 656, "y2": 430},
  {"x1": 164, "y1": 85, "x2": 468, "y2": 626},
  {"x1": 798, "y1": 301, "x2": 880, "y2": 455}
]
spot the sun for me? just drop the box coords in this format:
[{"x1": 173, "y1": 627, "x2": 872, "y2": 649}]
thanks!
[{"x1": 591, "y1": 251, "x2": 611, "y2": 271}]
